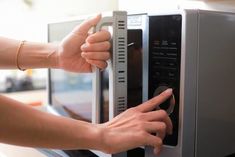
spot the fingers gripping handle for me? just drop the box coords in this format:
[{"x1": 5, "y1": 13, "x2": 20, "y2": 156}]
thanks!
[
  {"x1": 92, "y1": 11, "x2": 127, "y2": 124},
  {"x1": 92, "y1": 17, "x2": 113, "y2": 124}
]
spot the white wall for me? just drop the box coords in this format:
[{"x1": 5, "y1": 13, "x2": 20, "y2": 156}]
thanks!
[
  {"x1": 0, "y1": 0, "x2": 118, "y2": 41},
  {"x1": 118, "y1": 0, "x2": 235, "y2": 13},
  {"x1": 181, "y1": 0, "x2": 235, "y2": 12},
  {"x1": 33, "y1": 0, "x2": 118, "y2": 18}
]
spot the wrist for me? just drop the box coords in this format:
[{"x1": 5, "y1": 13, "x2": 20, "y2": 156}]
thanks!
[
  {"x1": 89, "y1": 123, "x2": 107, "y2": 152},
  {"x1": 18, "y1": 41, "x2": 59, "y2": 69},
  {"x1": 95, "y1": 123, "x2": 113, "y2": 154},
  {"x1": 46, "y1": 43, "x2": 59, "y2": 69},
  {"x1": 73, "y1": 122, "x2": 106, "y2": 151}
]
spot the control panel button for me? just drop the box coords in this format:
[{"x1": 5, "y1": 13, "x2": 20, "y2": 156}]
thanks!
[{"x1": 153, "y1": 85, "x2": 175, "y2": 115}]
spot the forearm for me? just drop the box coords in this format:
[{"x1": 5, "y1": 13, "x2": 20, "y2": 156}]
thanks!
[
  {"x1": 0, "y1": 37, "x2": 58, "y2": 69},
  {"x1": 0, "y1": 95, "x2": 103, "y2": 150}
]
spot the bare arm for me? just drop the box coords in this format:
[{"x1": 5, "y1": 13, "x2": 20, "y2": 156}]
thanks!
[
  {"x1": 0, "y1": 37, "x2": 58, "y2": 69},
  {"x1": 0, "y1": 94, "x2": 103, "y2": 150}
]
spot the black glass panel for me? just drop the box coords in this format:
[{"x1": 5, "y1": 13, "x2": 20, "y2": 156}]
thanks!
[
  {"x1": 63, "y1": 150, "x2": 98, "y2": 157},
  {"x1": 127, "y1": 29, "x2": 143, "y2": 108},
  {"x1": 148, "y1": 15, "x2": 182, "y2": 146}
]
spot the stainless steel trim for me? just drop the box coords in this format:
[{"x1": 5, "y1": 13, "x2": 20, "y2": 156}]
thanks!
[
  {"x1": 142, "y1": 14, "x2": 149, "y2": 103},
  {"x1": 92, "y1": 67, "x2": 101, "y2": 124}
]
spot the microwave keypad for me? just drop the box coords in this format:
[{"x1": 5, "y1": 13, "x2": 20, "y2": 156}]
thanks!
[{"x1": 148, "y1": 15, "x2": 182, "y2": 146}]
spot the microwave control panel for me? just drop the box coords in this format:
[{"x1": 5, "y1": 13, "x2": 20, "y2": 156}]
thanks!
[{"x1": 148, "y1": 15, "x2": 182, "y2": 146}]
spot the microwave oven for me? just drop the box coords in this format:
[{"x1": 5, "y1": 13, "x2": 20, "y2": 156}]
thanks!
[
  {"x1": 94, "y1": 10, "x2": 235, "y2": 157},
  {"x1": 47, "y1": 9, "x2": 235, "y2": 157}
]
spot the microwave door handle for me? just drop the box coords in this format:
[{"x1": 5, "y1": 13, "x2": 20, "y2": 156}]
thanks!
[
  {"x1": 92, "y1": 66, "x2": 101, "y2": 124},
  {"x1": 92, "y1": 17, "x2": 113, "y2": 124}
]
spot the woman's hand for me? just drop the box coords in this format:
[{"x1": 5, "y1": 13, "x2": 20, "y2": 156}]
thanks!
[
  {"x1": 58, "y1": 14, "x2": 111, "y2": 72},
  {"x1": 98, "y1": 89, "x2": 173, "y2": 155}
]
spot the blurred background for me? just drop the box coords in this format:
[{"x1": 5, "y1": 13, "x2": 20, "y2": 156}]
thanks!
[{"x1": 0, "y1": 0, "x2": 234, "y2": 106}]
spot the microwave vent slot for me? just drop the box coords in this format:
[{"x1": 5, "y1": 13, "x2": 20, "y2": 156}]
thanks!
[
  {"x1": 117, "y1": 96, "x2": 126, "y2": 113},
  {"x1": 117, "y1": 37, "x2": 126, "y2": 63},
  {"x1": 118, "y1": 20, "x2": 125, "y2": 29}
]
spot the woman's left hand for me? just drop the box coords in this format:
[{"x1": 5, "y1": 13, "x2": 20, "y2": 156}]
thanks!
[{"x1": 57, "y1": 14, "x2": 111, "y2": 73}]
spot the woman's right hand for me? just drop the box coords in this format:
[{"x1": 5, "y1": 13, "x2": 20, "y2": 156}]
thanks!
[{"x1": 98, "y1": 88, "x2": 173, "y2": 155}]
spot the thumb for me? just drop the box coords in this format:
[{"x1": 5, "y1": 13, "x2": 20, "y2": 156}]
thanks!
[{"x1": 73, "y1": 14, "x2": 102, "y2": 35}]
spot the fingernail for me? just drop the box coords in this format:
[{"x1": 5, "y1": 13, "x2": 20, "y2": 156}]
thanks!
[
  {"x1": 81, "y1": 52, "x2": 85, "y2": 58},
  {"x1": 164, "y1": 88, "x2": 172, "y2": 94},
  {"x1": 81, "y1": 43, "x2": 87, "y2": 49}
]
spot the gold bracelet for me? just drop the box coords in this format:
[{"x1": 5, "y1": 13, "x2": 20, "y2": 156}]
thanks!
[{"x1": 16, "y1": 40, "x2": 26, "y2": 71}]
